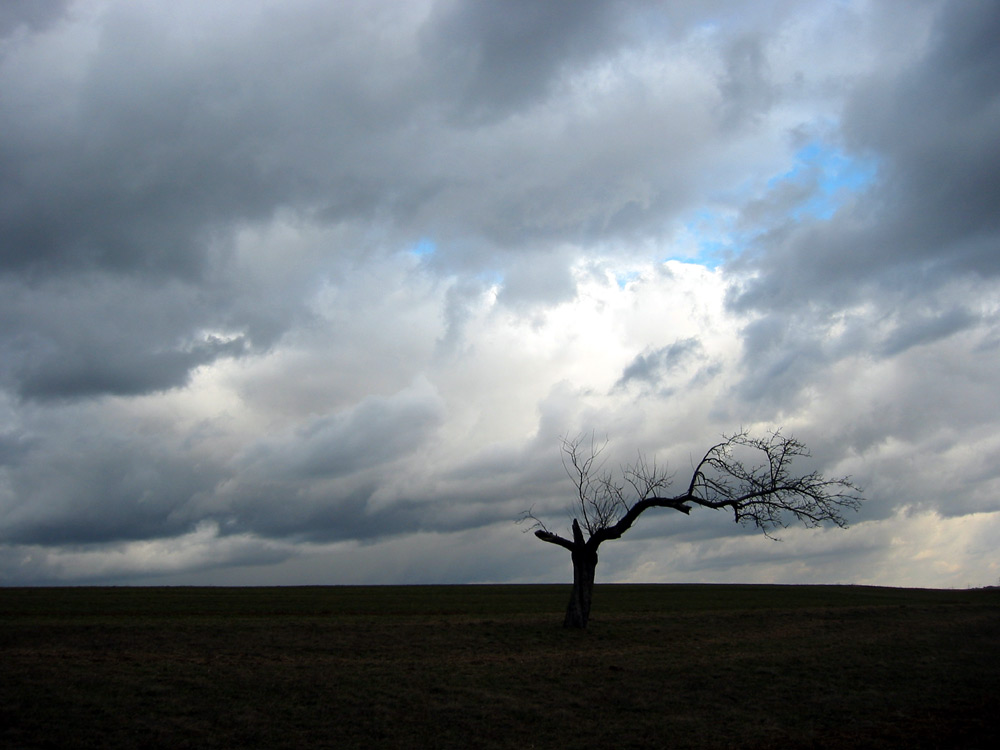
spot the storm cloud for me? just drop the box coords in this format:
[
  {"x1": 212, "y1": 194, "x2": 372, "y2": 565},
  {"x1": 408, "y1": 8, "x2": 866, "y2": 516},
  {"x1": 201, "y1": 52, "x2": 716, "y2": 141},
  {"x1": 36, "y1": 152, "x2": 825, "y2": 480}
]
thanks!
[{"x1": 1, "y1": 0, "x2": 998, "y2": 588}]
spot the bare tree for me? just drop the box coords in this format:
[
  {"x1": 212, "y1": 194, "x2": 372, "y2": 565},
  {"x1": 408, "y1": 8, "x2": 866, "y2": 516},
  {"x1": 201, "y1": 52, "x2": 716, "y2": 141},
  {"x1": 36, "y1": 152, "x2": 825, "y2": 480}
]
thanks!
[{"x1": 523, "y1": 430, "x2": 862, "y2": 628}]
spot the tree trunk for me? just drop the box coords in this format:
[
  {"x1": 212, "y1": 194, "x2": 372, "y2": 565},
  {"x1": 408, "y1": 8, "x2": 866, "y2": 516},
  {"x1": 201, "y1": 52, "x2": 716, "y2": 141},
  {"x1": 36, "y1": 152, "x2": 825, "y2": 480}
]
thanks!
[{"x1": 564, "y1": 545, "x2": 598, "y2": 628}]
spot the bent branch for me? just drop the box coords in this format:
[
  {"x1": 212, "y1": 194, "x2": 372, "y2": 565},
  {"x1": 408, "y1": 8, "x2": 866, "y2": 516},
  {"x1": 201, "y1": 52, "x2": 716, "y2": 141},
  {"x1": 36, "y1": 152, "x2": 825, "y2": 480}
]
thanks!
[{"x1": 534, "y1": 529, "x2": 575, "y2": 551}]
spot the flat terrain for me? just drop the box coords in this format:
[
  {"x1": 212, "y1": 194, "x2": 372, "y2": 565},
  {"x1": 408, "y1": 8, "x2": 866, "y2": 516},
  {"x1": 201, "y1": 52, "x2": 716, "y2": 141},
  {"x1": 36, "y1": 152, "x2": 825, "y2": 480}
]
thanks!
[{"x1": 1, "y1": 584, "x2": 998, "y2": 749}]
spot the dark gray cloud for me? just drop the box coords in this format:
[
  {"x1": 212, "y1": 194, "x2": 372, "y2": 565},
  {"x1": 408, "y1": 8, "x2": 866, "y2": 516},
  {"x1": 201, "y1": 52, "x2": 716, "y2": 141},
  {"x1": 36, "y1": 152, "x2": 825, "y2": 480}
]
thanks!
[
  {"x1": 0, "y1": 0, "x2": 68, "y2": 37},
  {"x1": 0, "y1": 425, "x2": 223, "y2": 545},
  {"x1": 1, "y1": 0, "x2": 998, "y2": 588},
  {"x1": 0, "y1": 381, "x2": 448, "y2": 548},
  {"x1": 0, "y1": 0, "x2": 738, "y2": 405},
  {"x1": 0, "y1": 274, "x2": 259, "y2": 401},
  {"x1": 3, "y1": 7, "x2": 341, "y2": 279},
  {"x1": 616, "y1": 337, "x2": 703, "y2": 389},
  {"x1": 717, "y1": 32, "x2": 774, "y2": 129},
  {"x1": 730, "y1": 0, "x2": 1000, "y2": 314},
  {"x1": 733, "y1": 315, "x2": 826, "y2": 408},
  {"x1": 244, "y1": 385, "x2": 445, "y2": 482},
  {"x1": 18, "y1": 334, "x2": 248, "y2": 402},
  {"x1": 0, "y1": 430, "x2": 36, "y2": 466},
  {"x1": 421, "y1": 0, "x2": 624, "y2": 124},
  {"x1": 878, "y1": 306, "x2": 978, "y2": 358},
  {"x1": 723, "y1": 1, "x2": 1000, "y2": 420}
]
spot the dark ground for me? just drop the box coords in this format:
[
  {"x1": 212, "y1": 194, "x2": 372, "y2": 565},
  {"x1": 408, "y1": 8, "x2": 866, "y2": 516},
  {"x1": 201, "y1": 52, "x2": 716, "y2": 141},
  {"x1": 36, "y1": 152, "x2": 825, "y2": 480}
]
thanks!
[{"x1": 2, "y1": 584, "x2": 998, "y2": 749}]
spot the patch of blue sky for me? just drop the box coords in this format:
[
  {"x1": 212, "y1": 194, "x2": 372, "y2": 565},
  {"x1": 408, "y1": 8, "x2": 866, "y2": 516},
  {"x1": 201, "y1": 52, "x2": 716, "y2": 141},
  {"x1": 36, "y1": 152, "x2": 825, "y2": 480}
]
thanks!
[
  {"x1": 408, "y1": 238, "x2": 438, "y2": 257},
  {"x1": 661, "y1": 142, "x2": 878, "y2": 270},
  {"x1": 615, "y1": 269, "x2": 642, "y2": 288},
  {"x1": 661, "y1": 207, "x2": 737, "y2": 270},
  {"x1": 689, "y1": 238, "x2": 730, "y2": 269},
  {"x1": 776, "y1": 141, "x2": 878, "y2": 221},
  {"x1": 477, "y1": 268, "x2": 505, "y2": 287}
]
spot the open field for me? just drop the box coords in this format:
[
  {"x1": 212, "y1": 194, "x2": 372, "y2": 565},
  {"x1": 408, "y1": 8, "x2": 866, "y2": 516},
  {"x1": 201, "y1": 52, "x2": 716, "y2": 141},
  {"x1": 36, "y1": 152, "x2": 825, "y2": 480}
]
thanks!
[{"x1": 2, "y1": 584, "x2": 998, "y2": 749}]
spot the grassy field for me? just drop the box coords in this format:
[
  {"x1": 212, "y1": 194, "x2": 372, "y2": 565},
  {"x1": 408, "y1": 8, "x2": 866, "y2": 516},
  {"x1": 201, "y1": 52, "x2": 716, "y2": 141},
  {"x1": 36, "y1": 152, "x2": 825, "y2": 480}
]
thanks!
[{"x1": 1, "y1": 584, "x2": 998, "y2": 749}]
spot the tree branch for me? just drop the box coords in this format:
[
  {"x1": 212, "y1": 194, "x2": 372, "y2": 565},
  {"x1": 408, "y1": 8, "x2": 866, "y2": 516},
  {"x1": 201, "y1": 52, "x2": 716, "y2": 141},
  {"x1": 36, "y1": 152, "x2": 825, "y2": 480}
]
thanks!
[
  {"x1": 534, "y1": 529, "x2": 575, "y2": 551},
  {"x1": 532, "y1": 429, "x2": 861, "y2": 549},
  {"x1": 592, "y1": 494, "x2": 692, "y2": 544}
]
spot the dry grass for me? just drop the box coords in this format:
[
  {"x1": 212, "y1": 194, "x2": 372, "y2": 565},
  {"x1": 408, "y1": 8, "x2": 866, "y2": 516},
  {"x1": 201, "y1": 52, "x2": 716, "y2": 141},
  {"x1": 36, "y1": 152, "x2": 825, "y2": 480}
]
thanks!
[{"x1": 1, "y1": 584, "x2": 998, "y2": 749}]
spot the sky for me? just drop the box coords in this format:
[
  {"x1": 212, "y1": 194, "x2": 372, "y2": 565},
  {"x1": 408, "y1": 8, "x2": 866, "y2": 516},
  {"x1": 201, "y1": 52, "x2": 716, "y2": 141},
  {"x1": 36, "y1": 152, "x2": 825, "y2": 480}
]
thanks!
[{"x1": 1, "y1": 0, "x2": 999, "y2": 588}]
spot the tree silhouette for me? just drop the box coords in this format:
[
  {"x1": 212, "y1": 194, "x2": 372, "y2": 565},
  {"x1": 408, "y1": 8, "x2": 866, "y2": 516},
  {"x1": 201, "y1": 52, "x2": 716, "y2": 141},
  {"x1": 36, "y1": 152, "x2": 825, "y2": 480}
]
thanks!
[{"x1": 524, "y1": 430, "x2": 862, "y2": 628}]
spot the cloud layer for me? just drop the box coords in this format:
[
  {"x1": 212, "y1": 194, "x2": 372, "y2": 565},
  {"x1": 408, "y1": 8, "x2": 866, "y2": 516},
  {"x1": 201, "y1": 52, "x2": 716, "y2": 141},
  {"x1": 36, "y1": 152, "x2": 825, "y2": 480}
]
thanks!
[{"x1": 2, "y1": 0, "x2": 998, "y2": 588}]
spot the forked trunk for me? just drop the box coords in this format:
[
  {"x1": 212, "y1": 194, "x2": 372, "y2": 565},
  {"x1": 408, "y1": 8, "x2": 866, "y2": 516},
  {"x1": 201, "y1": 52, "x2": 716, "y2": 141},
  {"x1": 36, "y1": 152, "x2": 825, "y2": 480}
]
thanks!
[{"x1": 564, "y1": 546, "x2": 598, "y2": 628}]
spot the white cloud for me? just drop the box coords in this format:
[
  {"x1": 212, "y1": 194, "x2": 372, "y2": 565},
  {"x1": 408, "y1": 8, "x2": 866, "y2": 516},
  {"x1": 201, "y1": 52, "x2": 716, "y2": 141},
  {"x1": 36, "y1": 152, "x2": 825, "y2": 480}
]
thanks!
[{"x1": 605, "y1": 507, "x2": 1000, "y2": 590}]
